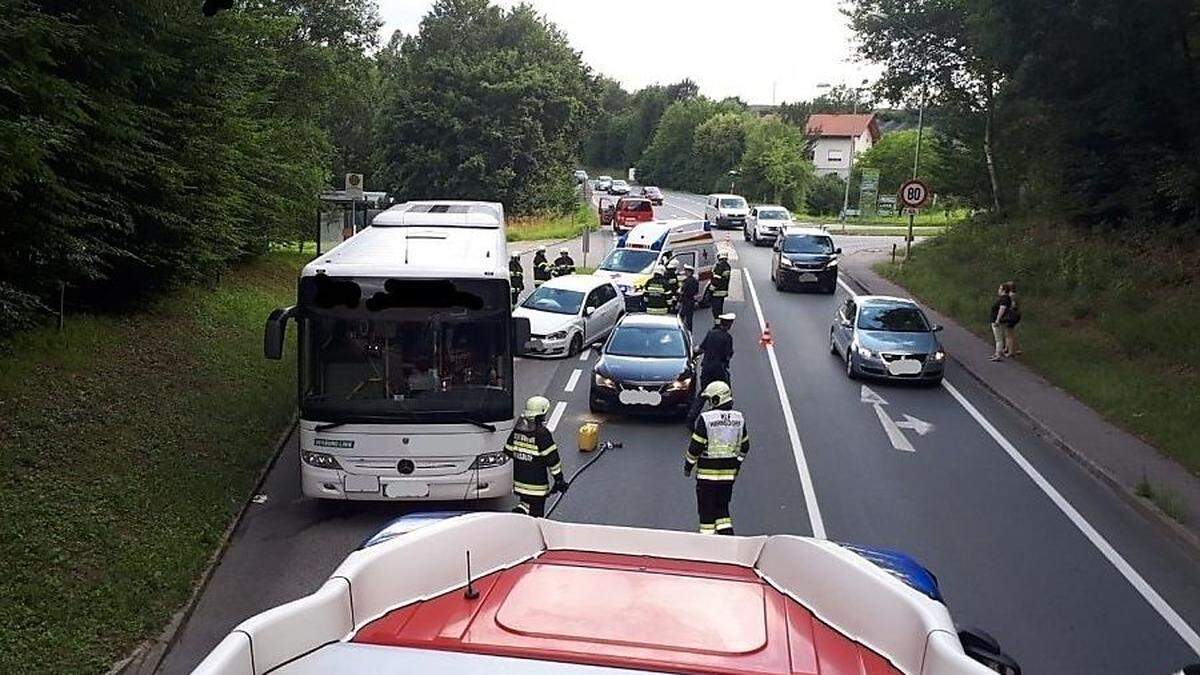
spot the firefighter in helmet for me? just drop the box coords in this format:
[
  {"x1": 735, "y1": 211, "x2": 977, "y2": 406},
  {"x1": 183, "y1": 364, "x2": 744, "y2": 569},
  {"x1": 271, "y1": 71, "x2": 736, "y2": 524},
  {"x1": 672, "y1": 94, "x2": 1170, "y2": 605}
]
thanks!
[
  {"x1": 533, "y1": 246, "x2": 552, "y2": 288},
  {"x1": 504, "y1": 396, "x2": 568, "y2": 516},
  {"x1": 644, "y1": 265, "x2": 671, "y2": 315},
  {"x1": 684, "y1": 381, "x2": 748, "y2": 535},
  {"x1": 710, "y1": 250, "x2": 731, "y2": 319},
  {"x1": 509, "y1": 252, "x2": 524, "y2": 306}
]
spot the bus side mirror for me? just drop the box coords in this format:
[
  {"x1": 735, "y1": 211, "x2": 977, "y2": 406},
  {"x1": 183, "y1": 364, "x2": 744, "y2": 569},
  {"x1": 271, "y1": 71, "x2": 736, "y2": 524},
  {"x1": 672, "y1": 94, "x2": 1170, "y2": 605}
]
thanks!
[
  {"x1": 512, "y1": 317, "x2": 532, "y2": 356},
  {"x1": 264, "y1": 306, "x2": 295, "y2": 360}
]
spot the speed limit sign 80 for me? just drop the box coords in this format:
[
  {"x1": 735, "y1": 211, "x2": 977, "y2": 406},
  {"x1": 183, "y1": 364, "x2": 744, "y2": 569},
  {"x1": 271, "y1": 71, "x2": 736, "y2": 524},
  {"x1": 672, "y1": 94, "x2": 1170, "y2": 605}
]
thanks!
[{"x1": 899, "y1": 179, "x2": 931, "y2": 209}]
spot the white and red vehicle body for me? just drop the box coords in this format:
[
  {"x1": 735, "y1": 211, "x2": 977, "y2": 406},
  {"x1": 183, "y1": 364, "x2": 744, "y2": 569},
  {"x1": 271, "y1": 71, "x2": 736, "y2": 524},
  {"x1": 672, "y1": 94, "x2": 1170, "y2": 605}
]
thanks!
[{"x1": 194, "y1": 514, "x2": 1010, "y2": 675}]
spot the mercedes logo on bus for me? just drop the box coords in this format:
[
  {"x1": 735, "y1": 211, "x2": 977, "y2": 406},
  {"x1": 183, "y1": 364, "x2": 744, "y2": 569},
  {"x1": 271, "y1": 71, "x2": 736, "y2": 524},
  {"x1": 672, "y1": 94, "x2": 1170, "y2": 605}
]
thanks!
[{"x1": 397, "y1": 459, "x2": 415, "y2": 475}]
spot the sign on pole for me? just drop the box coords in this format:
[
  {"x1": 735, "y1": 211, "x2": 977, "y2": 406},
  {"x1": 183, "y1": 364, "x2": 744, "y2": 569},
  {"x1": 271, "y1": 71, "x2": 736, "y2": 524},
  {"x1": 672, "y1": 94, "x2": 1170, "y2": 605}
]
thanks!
[
  {"x1": 345, "y1": 173, "x2": 364, "y2": 199},
  {"x1": 859, "y1": 168, "x2": 880, "y2": 217},
  {"x1": 898, "y1": 179, "x2": 931, "y2": 210},
  {"x1": 878, "y1": 195, "x2": 898, "y2": 217}
]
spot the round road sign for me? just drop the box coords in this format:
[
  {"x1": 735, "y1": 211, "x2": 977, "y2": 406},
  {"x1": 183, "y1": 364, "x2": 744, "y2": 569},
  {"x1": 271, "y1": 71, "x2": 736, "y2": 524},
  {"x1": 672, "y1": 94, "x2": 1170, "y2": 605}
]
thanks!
[{"x1": 899, "y1": 179, "x2": 931, "y2": 209}]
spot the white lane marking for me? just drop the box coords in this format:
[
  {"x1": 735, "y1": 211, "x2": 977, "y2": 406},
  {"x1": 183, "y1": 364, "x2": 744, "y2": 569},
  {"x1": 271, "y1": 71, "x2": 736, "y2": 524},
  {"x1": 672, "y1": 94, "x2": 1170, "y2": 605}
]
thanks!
[
  {"x1": 564, "y1": 368, "x2": 582, "y2": 393},
  {"x1": 837, "y1": 275, "x2": 859, "y2": 297},
  {"x1": 873, "y1": 402, "x2": 916, "y2": 453},
  {"x1": 578, "y1": 350, "x2": 590, "y2": 361},
  {"x1": 942, "y1": 379, "x2": 1200, "y2": 655},
  {"x1": 742, "y1": 268, "x2": 827, "y2": 539},
  {"x1": 547, "y1": 401, "x2": 568, "y2": 432}
]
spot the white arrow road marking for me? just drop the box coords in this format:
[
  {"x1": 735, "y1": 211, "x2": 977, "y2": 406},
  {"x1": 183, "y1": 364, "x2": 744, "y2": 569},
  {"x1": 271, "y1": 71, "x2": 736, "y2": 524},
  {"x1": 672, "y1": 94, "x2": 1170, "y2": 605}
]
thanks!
[
  {"x1": 860, "y1": 384, "x2": 888, "y2": 405},
  {"x1": 547, "y1": 401, "x2": 568, "y2": 432},
  {"x1": 872, "y1": 402, "x2": 917, "y2": 453},
  {"x1": 895, "y1": 414, "x2": 934, "y2": 436}
]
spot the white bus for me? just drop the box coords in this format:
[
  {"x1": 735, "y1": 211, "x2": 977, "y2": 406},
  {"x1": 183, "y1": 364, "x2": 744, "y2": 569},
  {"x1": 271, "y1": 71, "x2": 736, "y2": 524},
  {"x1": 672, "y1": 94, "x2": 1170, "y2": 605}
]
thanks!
[{"x1": 264, "y1": 201, "x2": 530, "y2": 501}]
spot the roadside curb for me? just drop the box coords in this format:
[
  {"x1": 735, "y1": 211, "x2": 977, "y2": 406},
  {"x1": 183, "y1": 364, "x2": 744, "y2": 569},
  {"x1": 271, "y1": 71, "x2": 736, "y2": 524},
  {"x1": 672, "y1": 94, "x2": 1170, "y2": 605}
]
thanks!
[
  {"x1": 839, "y1": 267, "x2": 1200, "y2": 560},
  {"x1": 107, "y1": 414, "x2": 300, "y2": 675}
]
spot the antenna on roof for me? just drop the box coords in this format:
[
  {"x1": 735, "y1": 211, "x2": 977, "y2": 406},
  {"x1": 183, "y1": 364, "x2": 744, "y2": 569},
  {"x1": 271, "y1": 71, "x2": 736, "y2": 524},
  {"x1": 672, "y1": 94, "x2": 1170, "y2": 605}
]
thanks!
[{"x1": 464, "y1": 550, "x2": 480, "y2": 600}]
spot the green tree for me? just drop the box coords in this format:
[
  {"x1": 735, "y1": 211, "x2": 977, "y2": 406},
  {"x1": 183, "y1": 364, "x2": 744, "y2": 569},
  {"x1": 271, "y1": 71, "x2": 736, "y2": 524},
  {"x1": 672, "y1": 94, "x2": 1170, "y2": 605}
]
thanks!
[
  {"x1": 635, "y1": 98, "x2": 724, "y2": 189},
  {"x1": 693, "y1": 112, "x2": 754, "y2": 192},
  {"x1": 374, "y1": 0, "x2": 596, "y2": 214},
  {"x1": 806, "y1": 174, "x2": 847, "y2": 216},
  {"x1": 740, "y1": 117, "x2": 814, "y2": 209},
  {"x1": 855, "y1": 128, "x2": 948, "y2": 196}
]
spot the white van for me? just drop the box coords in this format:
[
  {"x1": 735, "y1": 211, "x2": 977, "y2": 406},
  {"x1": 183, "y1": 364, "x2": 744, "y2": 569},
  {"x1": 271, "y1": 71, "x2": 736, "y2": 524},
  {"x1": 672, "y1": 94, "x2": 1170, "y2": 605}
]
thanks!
[{"x1": 594, "y1": 219, "x2": 718, "y2": 310}]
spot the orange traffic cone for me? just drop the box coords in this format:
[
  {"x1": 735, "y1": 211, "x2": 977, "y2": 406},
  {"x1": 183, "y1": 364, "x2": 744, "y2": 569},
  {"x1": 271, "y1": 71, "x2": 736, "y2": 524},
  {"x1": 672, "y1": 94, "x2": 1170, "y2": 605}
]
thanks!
[{"x1": 759, "y1": 323, "x2": 774, "y2": 348}]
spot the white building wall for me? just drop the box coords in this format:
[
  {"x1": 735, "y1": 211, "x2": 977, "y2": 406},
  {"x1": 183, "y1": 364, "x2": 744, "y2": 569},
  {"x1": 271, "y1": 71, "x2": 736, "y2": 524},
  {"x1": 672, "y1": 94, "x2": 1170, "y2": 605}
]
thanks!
[{"x1": 812, "y1": 134, "x2": 874, "y2": 178}]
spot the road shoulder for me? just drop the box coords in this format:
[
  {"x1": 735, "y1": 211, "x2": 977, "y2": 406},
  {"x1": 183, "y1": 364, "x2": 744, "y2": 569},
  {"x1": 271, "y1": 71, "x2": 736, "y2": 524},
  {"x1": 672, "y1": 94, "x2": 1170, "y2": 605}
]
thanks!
[{"x1": 840, "y1": 251, "x2": 1200, "y2": 555}]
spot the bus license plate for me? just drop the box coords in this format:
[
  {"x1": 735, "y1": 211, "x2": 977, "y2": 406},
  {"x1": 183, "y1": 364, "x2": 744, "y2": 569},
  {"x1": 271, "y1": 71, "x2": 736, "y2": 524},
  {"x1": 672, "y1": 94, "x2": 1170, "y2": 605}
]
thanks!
[
  {"x1": 619, "y1": 389, "x2": 662, "y2": 406},
  {"x1": 344, "y1": 475, "x2": 380, "y2": 493},
  {"x1": 384, "y1": 482, "x2": 430, "y2": 498}
]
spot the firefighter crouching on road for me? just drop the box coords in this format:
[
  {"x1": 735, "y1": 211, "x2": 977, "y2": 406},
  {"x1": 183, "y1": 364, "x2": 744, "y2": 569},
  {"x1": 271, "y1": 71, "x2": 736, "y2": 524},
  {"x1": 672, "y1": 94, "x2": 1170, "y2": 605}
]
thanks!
[
  {"x1": 710, "y1": 251, "x2": 731, "y2": 319},
  {"x1": 504, "y1": 396, "x2": 568, "y2": 517},
  {"x1": 533, "y1": 246, "x2": 552, "y2": 288},
  {"x1": 509, "y1": 252, "x2": 524, "y2": 307},
  {"x1": 685, "y1": 381, "x2": 749, "y2": 535},
  {"x1": 553, "y1": 247, "x2": 576, "y2": 277},
  {"x1": 644, "y1": 265, "x2": 671, "y2": 315}
]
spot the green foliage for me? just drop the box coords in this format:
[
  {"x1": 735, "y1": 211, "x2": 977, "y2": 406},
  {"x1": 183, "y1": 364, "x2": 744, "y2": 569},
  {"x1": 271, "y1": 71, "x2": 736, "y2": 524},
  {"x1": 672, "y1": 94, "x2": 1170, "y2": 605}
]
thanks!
[
  {"x1": 740, "y1": 117, "x2": 814, "y2": 209},
  {"x1": 0, "y1": 0, "x2": 380, "y2": 332},
  {"x1": 0, "y1": 251, "x2": 304, "y2": 672},
  {"x1": 806, "y1": 173, "x2": 847, "y2": 216},
  {"x1": 580, "y1": 78, "x2": 699, "y2": 170},
  {"x1": 855, "y1": 129, "x2": 943, "y2": 195},
  {"x1": 373, "y1": 0, "x2": 596, "y2": 215}
]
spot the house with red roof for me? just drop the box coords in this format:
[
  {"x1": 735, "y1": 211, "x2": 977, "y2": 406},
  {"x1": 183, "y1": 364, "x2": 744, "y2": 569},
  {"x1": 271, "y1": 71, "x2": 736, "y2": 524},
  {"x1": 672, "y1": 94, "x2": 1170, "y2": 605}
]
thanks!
[{"x1": 805, "y1": 113, "x2": 881, "y2": 179}]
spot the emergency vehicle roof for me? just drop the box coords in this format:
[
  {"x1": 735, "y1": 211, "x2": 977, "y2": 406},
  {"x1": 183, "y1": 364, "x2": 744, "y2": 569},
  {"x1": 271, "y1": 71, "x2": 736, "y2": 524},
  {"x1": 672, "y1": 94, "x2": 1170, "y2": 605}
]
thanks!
[
  {"x1": 194, "y1": 515, "x2": 999, "y2": 675},
  {"x1": 623, "y1": 219, "x2": 712, "y2": 251},
  {"x1": 302, "y1": 200, "x2": 507, "y2": 280}
]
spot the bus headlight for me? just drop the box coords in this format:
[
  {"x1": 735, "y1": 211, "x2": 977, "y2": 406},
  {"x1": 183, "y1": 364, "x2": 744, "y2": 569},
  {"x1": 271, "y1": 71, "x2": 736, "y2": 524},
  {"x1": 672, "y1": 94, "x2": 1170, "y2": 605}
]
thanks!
[
  {"x1": 302, "y1": 450, "x2": 342, "y2": 470},
  {"x1": 470, "y1": 452, "x2": 510, "y2": 469}
]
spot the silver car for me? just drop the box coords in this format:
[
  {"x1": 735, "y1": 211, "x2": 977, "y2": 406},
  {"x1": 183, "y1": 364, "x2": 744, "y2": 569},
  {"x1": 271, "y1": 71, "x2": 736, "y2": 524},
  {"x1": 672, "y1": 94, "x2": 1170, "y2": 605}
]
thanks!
[
  {"x1": 744, "y1": 205, "x2": 792, "y2": 245},
  {"x1": 830, "y1": 295, "x2": 946, "y2": 383}
]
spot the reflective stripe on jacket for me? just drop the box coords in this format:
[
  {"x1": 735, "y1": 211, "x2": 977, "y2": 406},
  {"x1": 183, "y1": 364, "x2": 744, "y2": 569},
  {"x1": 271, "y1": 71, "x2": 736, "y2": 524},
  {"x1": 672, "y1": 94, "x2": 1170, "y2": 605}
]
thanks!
[
  {"x1": 686, "y1": 408, "x2": 749, "y2": 481},
  {"x1": 504, "y1": 425, "x2": 563, "y2": 496}
]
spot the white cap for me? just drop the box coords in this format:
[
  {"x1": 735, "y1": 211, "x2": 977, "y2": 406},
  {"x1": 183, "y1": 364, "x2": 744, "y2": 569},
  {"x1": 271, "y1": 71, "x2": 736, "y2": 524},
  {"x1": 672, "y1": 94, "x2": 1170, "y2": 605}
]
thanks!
[
  {"x1": 537, "y1": 245, "x2": 546, "y2": 252},
  {"x1": 560, "y1": 247, "x2": 569, "y2": 254},
  {"x1": 683, "y1": 264, "x2": 695, "y2": 272},
  {"x1": 667, "y1": 259, "x2": 680, "y2": 269},
  {"x1": 718, "y1": 312, "x2": 736, "y2": 322},
  {"x1": 718, "y1": 250, "x2": 730, "y2": 260}
]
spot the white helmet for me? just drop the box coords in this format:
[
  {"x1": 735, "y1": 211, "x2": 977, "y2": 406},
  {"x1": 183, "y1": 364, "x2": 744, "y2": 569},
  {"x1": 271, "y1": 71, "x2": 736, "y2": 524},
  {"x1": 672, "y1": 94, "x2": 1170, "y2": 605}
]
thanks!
[
  {"x1": 702, "y1": 381, "x2": 733, "y2": 407},
  {"x1": 654, "y1": 265, "x2": 667, "y2": 276},
  {"x1": 537, "y1": 245, "x2": 546, "y2": 253},
  {"x1": 717, "y1": 250, "x2": 730, "y2": 261},
  {"x1": 523, "y1": 396, "x2": 551, "y2": 418},
  {"x1": 560, "y1": 247, "x2": 569, "y2": 254},
  {"x1": 667, "y1": 259, "x2": 680, "y2": 270}
]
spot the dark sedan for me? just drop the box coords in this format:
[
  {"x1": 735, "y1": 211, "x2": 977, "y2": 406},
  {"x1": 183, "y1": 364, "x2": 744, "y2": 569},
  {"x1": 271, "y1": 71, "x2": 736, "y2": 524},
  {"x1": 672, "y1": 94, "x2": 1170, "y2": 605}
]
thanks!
[
  {"x1": 771, "y1": 227, "x2": 841, "y2": 294},
  {"x1": 589, "y1": 314, "x2": 696, "y2": 417}
]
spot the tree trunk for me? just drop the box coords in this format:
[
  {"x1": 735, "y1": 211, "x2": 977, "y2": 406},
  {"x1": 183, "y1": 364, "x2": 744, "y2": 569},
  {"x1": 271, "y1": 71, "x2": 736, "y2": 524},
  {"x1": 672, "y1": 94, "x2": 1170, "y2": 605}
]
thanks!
[{"x1": 983, "y1": 76, "x2": 1003, "y2": 214}]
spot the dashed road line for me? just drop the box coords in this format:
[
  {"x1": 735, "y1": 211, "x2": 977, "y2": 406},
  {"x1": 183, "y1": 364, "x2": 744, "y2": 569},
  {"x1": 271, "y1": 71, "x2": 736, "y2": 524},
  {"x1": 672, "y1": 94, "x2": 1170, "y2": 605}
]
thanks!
[
  {"x1": 942, "y1": 380, "x2": 1200, "y2": 655},
  {"x1": 578, "y1": 350, "x2": 590, "y2": 361},
  {"x1": 547, "y1": 401, "x2": 568, "y2": 432},
  {"x1": 564, "y1": 368, "x2": 582, "y2": 393},
  {"x1": 741, "y1": 268, "x2": 827, "y2": 539}
]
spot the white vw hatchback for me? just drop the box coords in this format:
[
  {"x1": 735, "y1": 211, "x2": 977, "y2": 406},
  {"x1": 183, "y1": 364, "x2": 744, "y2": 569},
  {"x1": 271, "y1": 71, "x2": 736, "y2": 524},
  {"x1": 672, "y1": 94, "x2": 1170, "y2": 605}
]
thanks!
[{"x1": 515, "y1": 275, "x2": 625, "y2": 358}]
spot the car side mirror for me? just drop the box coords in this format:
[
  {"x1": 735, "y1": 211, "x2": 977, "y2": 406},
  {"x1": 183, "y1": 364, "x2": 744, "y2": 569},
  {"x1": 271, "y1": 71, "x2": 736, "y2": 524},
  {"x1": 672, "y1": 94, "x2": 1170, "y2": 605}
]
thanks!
[
  {"x1": 835, "y1": 247, "x2": 842, "y2": 254},
  {"x1": 840, "y1": 318, "x2": 851, "y2": 328},
  {"x1": 584, "y1": 306, "x2": 595, "y2": 317},
  {"x1": 958, "y1": 629, "x2": 1021, "y2": 675},
  {"x1": 263, "y1": 306, "x2": 295, "y2": 360},
  {"x1": 932, "y1": 324, "x2": 944, "y2": 332},
  {"x1": 512, "y1": 317, "x2": 531, "y2": 355},
  {"x1": 590, "y1": 341, "x2": 604, "y2": 352}
]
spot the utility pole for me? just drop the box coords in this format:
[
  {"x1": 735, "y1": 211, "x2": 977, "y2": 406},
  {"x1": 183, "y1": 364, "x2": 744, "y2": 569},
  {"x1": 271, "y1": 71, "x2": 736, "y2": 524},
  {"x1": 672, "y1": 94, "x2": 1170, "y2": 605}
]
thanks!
[{"x1": 907, "y1": 78, "x2": 927, "y2": 261}]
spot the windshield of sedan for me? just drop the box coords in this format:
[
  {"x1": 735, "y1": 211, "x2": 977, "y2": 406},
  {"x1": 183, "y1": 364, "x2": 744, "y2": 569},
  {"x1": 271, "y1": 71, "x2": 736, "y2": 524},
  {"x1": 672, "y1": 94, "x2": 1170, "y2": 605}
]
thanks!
[
  {"x1": 606, "y1": 325, "x2": 688, "y2": 358},
  {"x1": 759, "y1": 209, "x2": 789, "y2": 220},
  {"x1": 720, "y1": 197, "x2": 747, "y2": 209},
  {"x1": 857, "y1": 305, "x2": 931, "y2": 333},
  {"x1": 599, "y1": 248, "x2": 659, "y2": 274},
  {"x1": 782, "y1": 234, "x2": 834, "y2": 254},
  {"x1": 521, "y1": 286, "x2": 584, "y2": 315}
]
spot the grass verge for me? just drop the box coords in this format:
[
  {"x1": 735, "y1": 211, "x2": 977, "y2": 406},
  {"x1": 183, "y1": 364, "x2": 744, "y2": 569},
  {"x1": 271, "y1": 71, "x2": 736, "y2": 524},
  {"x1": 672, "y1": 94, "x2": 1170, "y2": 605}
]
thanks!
[
  {"x1": 0, "y1": 251, "x2": 303, "y2": 673},
  {"x1": 508, "y1": 201, "x2": 599, "y2": 242},
  {"x1": 876, "y1": 220, "x2": 1199, "y2": 476}
]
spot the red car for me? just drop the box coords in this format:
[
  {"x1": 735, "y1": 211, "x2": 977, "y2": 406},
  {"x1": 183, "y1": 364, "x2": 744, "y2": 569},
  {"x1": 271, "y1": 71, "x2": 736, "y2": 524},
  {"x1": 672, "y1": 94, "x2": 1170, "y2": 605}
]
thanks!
[
  {"x1": 611, "y1": 197, "x2": 654, "y2": 233},
  {"x1": 642, "y1": 185, "x2": 664, "y2": 205}
]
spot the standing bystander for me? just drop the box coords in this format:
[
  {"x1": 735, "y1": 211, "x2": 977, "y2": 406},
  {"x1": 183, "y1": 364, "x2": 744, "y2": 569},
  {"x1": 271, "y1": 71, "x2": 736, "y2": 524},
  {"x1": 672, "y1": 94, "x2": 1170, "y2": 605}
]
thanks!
[{"x1": 989, "y1": 282, "x2": 1013, "y2": 362}]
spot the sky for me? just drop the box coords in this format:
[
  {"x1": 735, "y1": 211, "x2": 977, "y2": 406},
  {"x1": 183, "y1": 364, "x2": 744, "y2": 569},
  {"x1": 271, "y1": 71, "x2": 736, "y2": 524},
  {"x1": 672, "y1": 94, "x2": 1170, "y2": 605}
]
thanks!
[{"x1": 374, "y1": 0, "x2": 877, "y2": 104}]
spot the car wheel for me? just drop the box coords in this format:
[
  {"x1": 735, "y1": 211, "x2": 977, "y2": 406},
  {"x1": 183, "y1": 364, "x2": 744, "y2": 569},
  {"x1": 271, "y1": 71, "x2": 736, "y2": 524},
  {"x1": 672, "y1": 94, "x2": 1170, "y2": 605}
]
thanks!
[
  {"x1": 845, "y1": 351, "x2": 857, "y2": 379},
  {"x1": 751, "y1": 228, "x2": 759, "y2": 246},
  {"x1": 743, "y1": 226, "x2": 750, "y2": 242},
  {"x1": 829, "y1": 330, "x2": 838, "y2": 355},
  {"x1": 568, "y1": 334, "x2": 583, "y2": 357}
]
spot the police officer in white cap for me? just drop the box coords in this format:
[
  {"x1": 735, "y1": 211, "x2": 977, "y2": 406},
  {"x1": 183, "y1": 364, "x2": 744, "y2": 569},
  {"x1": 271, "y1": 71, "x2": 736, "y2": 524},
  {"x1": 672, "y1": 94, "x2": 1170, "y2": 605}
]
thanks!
[
  {"x1": 688, "y1": 312, "x2": 735, "y2": 426},
  {"x1": 677, "y1": 263, "x2": 699, "y2": 331}
]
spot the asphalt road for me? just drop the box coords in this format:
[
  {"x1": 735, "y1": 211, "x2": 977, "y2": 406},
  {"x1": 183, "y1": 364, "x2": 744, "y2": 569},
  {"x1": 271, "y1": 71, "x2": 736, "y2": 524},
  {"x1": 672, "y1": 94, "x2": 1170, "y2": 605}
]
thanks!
[{"x1": 160, "y1": 191, "x2": 1200, "y2": 675}]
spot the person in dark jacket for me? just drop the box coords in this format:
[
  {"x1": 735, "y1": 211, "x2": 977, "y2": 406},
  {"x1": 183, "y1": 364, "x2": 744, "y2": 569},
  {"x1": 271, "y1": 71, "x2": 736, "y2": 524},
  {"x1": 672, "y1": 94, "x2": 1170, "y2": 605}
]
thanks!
[
  {"x1": 532, "y1": 246, "x2": 552, "y2": 288},
  {"x1": 644, "y1": 265, "x2": 670, "y2": 315},
  {"x1": 664, "y1": 258, "x2": 681, "y2": 314},
  {"x1": 678, "y1": 264, "x2": 699, "y2": 332},
  {"x1": 553, "y1": 247, "x2": 575, "y2": 277},
  {"x1": 508, "y1": 252, "x2": 524, "y2": 307},
  {"x1": 989, "y1": 282, "x2": 1012, "y2": 362},
  {"x1": 504, "y1": 396, "x2": 568, "y2": 517},
  {"x1": 684, "y1": 381, "x2": 749, "y2": 535},
  {"x1": 687, "y1": 313, "x2": 736, "y2": 426},
  {"x1": 710, "y1": 251, "x2": 731, "y2": 319}
]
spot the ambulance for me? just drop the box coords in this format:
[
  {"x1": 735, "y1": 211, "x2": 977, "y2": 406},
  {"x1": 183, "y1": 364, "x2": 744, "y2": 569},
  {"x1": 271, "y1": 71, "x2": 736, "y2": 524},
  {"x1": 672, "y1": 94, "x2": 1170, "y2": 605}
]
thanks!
[{"x1": 593, "y1": 219, "x2": 718, "y2": 310}]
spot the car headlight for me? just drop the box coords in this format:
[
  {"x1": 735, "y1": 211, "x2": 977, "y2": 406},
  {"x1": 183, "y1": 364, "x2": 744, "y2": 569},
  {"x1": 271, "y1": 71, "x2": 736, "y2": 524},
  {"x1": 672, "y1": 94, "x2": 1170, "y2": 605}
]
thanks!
[
  {"x1": 667, "y1": 376, "x2": 692, "y2": 391},
  {"x1": 470, "y1": 451, "x2": 509, "y2": 469},
  {"x1": 302, "y1": 450, "x2": 342, "y2": 470},
  {"x1": 546, "y1": 330, "x2": 568, "y2": 341},
  {"x1": 825, "y1": 258, "x2": 839, "y2": 269},
  {"x1": 779, "y1": 258, "x2": 794, "y2": 268},
  {"x1": 933, "y1": 350, "x2": 946, "y2": 361},
  {"x1": 594, "y1": 372, "x2": 618, "y2": 389},
  {"x1": 855, "y1": 343, "x2": 875, "y2": 359}
]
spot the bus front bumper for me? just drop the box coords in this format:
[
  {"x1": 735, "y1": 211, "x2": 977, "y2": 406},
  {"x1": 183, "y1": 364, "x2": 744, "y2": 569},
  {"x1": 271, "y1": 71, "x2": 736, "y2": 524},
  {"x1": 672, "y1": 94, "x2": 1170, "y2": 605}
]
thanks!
[{"x1": 302, "y1": 464, "x2": 513, "y2": 501}]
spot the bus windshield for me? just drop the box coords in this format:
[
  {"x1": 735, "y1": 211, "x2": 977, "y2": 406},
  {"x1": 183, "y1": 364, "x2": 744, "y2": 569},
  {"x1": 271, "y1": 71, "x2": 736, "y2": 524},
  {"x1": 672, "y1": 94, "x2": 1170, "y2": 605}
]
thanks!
[
  {"x1": 297, "y1": 277, "x2": 513, "y2": 424},
  {"x1": 599, "y1": 248, "x2": 659, "y2": 274}
]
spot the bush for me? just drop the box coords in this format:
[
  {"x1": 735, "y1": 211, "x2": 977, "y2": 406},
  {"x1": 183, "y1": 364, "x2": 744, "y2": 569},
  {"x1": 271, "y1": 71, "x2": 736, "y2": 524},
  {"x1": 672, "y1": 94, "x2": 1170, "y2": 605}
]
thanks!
[{"x1": 806, "y1": 174, "x2": 847, "y2": 215}]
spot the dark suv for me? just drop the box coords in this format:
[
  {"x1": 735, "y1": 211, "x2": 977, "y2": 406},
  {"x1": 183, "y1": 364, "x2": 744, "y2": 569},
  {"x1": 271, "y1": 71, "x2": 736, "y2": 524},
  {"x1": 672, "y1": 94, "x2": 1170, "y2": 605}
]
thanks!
[{"x1": 770, "y1": 227, "x2": 841, "y2": 294}]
